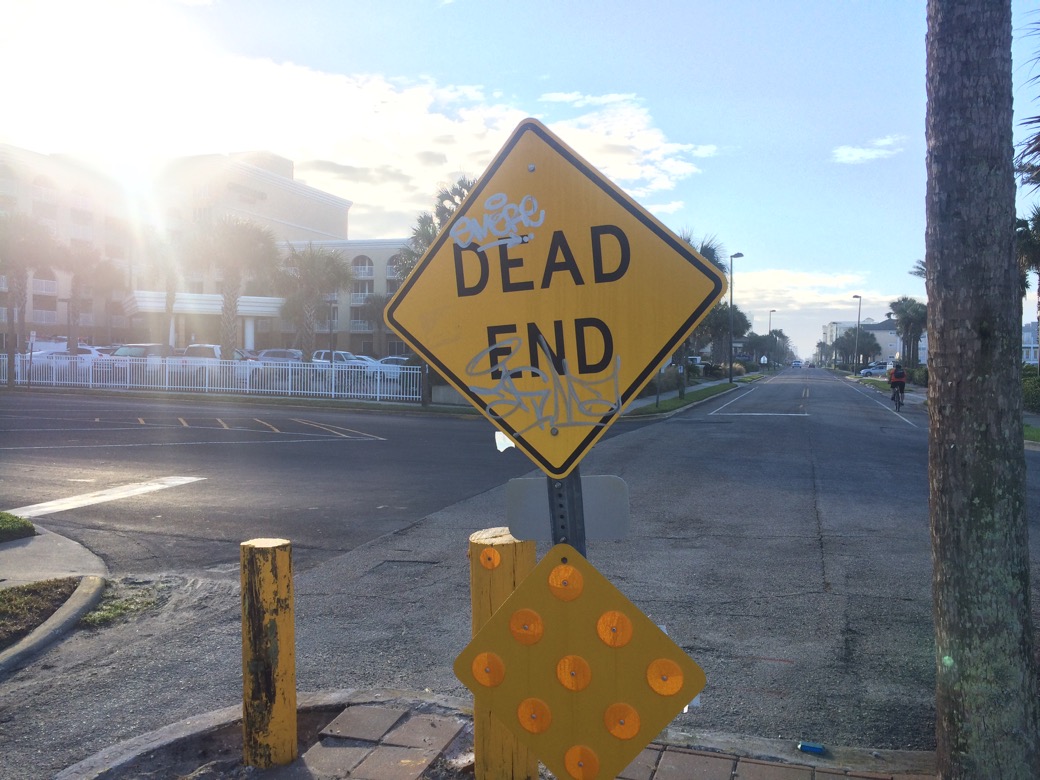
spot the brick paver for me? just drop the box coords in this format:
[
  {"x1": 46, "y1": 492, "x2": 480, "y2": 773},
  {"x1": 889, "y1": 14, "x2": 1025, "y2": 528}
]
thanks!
[
  {"x1": 654, "y1": 746, "x2": 736, "y2": 779},
  {"x1": 321, "y1": 704, "x2": 409, "y2": 742},
  {"x1": 618, "y1": 744, "x2": 662, "y2": 780},
  {"x1": 351, "y1": 745, "x2": 439, "y2": 780},
  {"x1": 281, "y1": 739, "x2": 372, "y2": 778},
  {"x1": 383, "y1": 713, "x2": 464, "y2": 752}
]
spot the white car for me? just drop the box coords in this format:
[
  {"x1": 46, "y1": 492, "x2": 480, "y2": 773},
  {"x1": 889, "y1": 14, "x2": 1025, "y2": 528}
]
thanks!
[
  {"x1": 367, "y1": 355, "x2": 407, "y2": 381},
  {"x1": 31, "y1": 346, "x2": 108, "y2": 382},
  {"x1": 791, "y1": 360, "x2": 803, "y2": 368}
]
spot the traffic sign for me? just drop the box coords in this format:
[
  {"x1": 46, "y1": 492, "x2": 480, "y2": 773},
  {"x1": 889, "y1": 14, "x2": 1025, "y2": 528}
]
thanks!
[
  {"x1": 454, "y1": 543, "x2": 706, "y2": 779},
  {"x1": 386, "y1": 118, "x2": 727, "y2": 477}
]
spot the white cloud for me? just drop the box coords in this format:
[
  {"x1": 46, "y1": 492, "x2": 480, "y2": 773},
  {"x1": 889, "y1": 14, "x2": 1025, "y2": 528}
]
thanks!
[
  {"x1": 0, "y1": 0, "x2": 716, "y2": 239},
  {"x1": 832, "y1": 135, "x2": 907, "y2": 164}
]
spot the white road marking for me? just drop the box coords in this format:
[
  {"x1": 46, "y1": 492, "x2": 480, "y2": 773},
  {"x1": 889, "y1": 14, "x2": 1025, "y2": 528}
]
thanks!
[
  {"x1": 708, "y1": 386, "x2": 808, "y2": 416},
  {"x1": 5, "y1": 476, "x2": 206, "y2": 518},
  {"x1": 292, "y1": 419, "x2": 387, "y2": 440}
]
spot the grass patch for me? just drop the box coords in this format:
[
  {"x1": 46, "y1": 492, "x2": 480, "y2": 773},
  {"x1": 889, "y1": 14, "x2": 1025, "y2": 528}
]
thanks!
[
  {"x1": 0, "y1": 577, "x2": 78, "y2": 650},
  {"x1": 626, "y1": 382, "x2": 736, "y2": 415},
  {"x1": 80, "y1": 580, "x2": 160, "y2": 628},
  {"x1": 1026, "y1": 425, "x2": 1040, "y2": 443},
  {"x1": 0, "y1": 512, "x2": 35, "y2": 544}
]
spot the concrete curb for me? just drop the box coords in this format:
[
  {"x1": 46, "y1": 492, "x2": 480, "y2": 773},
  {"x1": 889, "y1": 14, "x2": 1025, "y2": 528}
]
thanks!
[{"x1": 0, "y1": 574, "x2": 106, "y2": 677}]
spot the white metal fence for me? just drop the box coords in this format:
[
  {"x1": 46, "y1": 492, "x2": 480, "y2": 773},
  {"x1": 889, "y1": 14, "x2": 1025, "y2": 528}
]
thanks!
[{"x1": 0, "y1": 354, "x2": 423, "y2": 403}]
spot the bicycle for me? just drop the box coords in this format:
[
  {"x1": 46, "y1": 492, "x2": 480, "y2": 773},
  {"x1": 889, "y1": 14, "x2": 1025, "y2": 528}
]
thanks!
[{"x1": 891, "y1": 385, "x2": 904, "y2": 412}]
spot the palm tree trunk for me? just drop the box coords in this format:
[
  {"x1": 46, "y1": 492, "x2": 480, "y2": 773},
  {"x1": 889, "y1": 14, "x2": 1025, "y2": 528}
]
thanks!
[
  {"x1": 221, "y1": 289, "x2": 240, "y2": 357},
  {"x1": 926, "y1": 0, "x2": 1039, "y2": 774}
]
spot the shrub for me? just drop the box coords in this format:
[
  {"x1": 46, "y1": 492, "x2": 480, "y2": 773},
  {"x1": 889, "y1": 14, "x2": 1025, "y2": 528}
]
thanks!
[
  {"x1": 0, "y1": 512, "x2": 35, "y2": 543},
  {"x1": 910, "y1": 366, "x2": 928, "y2": 387},
  {"x1": 640, "y1": 366, "x2": 688, "y2": 397},
  {"x1": 1024, "y1": 376, "x2": 1040, "y2": 413}
]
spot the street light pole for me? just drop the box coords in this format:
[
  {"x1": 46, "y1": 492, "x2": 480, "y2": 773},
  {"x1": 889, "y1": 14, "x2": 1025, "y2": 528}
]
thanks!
[
  {"x1": 768, "y1": 308, "x2": 776, "y2": 371},
  {"x1": 852, "y1": 294, "x2": 862, "y2": 373},
  {"x1": 728, "y1": 252, "x2": 743, "y2": 383}
]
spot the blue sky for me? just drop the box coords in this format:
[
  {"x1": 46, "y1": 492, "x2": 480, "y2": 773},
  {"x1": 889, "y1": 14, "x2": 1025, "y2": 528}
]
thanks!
[{"x1": 3, "y1": 0, "x2": 1038, "y2": 356}]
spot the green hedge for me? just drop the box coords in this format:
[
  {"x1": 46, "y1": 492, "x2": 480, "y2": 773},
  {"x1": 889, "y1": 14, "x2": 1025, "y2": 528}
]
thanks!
[{"x1": 1025, "y1": 376, "x2": 1040, "y2": 413}]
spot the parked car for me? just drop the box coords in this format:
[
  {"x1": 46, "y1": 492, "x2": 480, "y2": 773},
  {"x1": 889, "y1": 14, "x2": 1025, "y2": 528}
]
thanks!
[
  {"x1": 172, "y1": 344, "x2": 262, "y2": 385},
  {"x1": 257, "y1": 348, "x2": 304, "y2": 364},
  {"x1": 311, "y1": 349, "x2": 368, "y2": 367},
  {"x1": 366, "y1": 355, "x2": 409, "y2": 381},
  {"x1": 24, "y1": 346, "x2": 107, "y2": 382},
  {"x1": 859, "y1": 362, "x2": 893, "y2": 378},
  {"x1": 98, "y1": 343, "x2": 173, "y2": 383}
]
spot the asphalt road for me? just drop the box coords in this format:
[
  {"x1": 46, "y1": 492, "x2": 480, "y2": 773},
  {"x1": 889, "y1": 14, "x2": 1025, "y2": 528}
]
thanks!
[
  {"x1": 1, "y1": 372, "x2": 1038, "y2": 779},
  {"x1": 0, "y1": 393, "x2": 553, "y2": 574}
]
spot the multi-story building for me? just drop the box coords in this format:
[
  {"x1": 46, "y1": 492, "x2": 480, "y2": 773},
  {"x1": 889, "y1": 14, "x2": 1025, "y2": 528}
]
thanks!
[
  {"x1": 0, "y1": 143, "x2": 140, "y2": 351},
  {"x1": 1, "y1": 142, "x2": 410, "y2": 354},
  {"x1": 822, "y1": 317, "x2": 929, "y2": 365}
]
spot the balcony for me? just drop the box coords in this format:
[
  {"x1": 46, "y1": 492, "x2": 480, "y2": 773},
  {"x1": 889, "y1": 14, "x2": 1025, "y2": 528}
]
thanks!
[
  {"x1": 353, "y1": 266, "x2": 374, "y2": 280},
  {"x1": 32, "y1": 310, "x2": 58, "y2": 325},
  {"x1": 350, "y1": 293, "x2": 370, "y2": 306},
  {"x1": 32, "y1": 279, "x2": 58, "y2": 295},
  {"x1": 350, "y1": 319, "x2": 373, "y2": 333}
]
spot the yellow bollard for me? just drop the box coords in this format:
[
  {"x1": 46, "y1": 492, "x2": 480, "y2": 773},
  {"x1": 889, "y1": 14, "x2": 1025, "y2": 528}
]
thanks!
[
  {"x1": 468, "y1": 527, "x2": 538, "y2": 780},
  {"x1": 241, "y1": 538, "x2": 297, "y2": 768}
]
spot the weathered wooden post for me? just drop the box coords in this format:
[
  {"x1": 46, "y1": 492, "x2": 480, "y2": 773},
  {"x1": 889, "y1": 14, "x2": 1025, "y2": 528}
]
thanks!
[
  {"x1": 241, "y1": 537, "x2": 297, "y2": 768},
  {"x1": 468, "y1": 527, "x2": 538, "y2": 779}
]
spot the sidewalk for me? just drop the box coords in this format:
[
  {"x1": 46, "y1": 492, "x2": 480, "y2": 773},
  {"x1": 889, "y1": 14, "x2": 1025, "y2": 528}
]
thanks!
[{"x1": 2, "y1": 527, "x2": 936, "y2": 778}]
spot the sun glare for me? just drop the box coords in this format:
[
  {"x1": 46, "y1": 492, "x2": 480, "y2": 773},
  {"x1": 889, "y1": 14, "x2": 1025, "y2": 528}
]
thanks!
[{"x1": 2, "y1": 0, "x2": 221, "y2": 188}]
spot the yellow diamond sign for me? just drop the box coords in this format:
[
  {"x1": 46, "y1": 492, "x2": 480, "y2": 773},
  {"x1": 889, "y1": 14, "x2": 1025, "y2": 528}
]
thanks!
[
  {"x1": 386, "y1": 119, "x2": 727, "y2": 477},
  {"x1": 454, "y1": 544, "x2": 706, "y2": 780}
]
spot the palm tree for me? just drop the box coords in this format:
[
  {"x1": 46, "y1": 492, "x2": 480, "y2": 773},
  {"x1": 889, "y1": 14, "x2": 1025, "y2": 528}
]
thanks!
[
  {"x1": 139, "y1": 226, "x2": 181, "y2": 348},
  {"x1": 65, "y1": 244, "x2": 104, "y2": 349},
  {"x1": 0, "y1": 213, "x2": 63, "y2": 383},
  {"x1": 692, "y1": 302, "x2": 749, "y2": 364},
  {"x1": 1016, "y1": 205, "x2": 1040, "y2": 348},
  {"x1": 888, "y1": 296, "x2": 927, "y2": 367},
  {"x1": 397, "y1": 176, "x2": 476, "y2": 278},
  {"x1": 188, "y1": 216, "x2": 278, "y2": 359},
  {"x1": 927, "y1": 1, "x2": 1039, "y2": 772},
  {"x1": 276, "y1": 243, "x2": 354, "y2": 361}
]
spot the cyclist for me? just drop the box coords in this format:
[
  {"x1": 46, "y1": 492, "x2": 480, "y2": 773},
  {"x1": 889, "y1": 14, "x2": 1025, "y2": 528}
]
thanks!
[{"x1": 888, "y1": 363, "x2": 908, "y2": 406}]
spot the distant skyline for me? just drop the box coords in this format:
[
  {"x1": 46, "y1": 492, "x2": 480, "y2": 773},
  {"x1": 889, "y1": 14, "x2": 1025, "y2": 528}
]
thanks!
[{"x1": 2, "y1": 0, "x2": 1038, "y2": 356}]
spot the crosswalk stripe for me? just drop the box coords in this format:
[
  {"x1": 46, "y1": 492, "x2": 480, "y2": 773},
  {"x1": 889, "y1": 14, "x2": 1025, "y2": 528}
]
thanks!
[{"x1": 5, "y1": 476, "x2": 206, "y2": 519}]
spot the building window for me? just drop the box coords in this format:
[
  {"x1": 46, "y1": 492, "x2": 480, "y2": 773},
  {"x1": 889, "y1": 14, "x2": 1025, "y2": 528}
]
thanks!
[{"x1": 352, "y1": 256, "x2": 374, "y2": 279}]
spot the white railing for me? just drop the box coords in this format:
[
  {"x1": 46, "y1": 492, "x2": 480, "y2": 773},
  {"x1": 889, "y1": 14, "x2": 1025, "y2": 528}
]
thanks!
[{"x1": 0, "y1": 353, "x2": 424, "y2": 403}]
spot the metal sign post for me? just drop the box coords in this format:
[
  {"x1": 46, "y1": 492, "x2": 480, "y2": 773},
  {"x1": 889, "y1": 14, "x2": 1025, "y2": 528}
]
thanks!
[{"x1": 546, "y1": 466, "x2": 586, "y2": 556}]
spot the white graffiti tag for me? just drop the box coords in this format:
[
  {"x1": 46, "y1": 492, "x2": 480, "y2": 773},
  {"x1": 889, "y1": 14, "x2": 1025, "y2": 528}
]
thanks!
[{"x1": 450, "y1": 193, "x2": 546, "y2": 252}]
